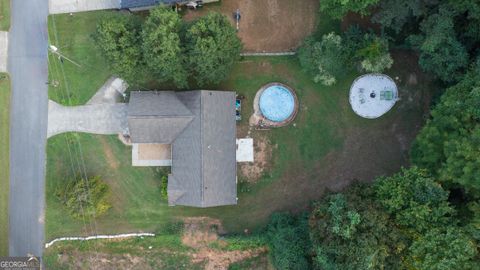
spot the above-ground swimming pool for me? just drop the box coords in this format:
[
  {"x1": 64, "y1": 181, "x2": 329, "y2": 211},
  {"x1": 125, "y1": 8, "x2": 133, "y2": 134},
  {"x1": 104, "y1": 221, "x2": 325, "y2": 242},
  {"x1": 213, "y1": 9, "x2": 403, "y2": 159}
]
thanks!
[{"x1": 259, "y1": 84, "x2": 296, "y2": 122}]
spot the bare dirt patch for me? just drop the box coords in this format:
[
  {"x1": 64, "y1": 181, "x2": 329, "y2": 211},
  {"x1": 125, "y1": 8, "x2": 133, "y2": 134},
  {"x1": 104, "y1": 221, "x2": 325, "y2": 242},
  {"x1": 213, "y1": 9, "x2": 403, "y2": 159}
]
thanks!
[
  {"x1": 238, "y1": 134, "x2": 273, "y2": 182},
  {"x1": 99, "y1": 137, "x2": 119, "y2": 169},
  {"x1": 183, "y1": 0, "x2": 319, "y2": 52},
  {"x1": 182, "y1": 217, "x2": 267, "y2": 270},
  {"x1": 58, "y1": 251, "x2": 152, "y2": 270}
]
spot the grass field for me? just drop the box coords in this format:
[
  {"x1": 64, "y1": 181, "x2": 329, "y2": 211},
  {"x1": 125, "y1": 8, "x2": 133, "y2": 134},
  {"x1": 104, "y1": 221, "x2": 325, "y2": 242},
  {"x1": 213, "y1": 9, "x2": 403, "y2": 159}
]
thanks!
[
  {"x1": 0, "y1": 73, "x2": 10, "y2": 256},
  {"x1": 45, "y1": 10, "x2": 432, "y2": 243},
  {"x1": 0, "y1": 0, "x2": 10, "y2": 31}
]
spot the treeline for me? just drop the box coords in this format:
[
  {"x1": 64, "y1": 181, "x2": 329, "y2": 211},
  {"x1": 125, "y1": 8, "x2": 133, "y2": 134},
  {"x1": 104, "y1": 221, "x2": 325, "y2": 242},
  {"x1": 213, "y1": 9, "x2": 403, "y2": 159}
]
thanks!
[
  {"x1": 264, "y1": 0, "x2": 480, "y2": 269},
  {"x1": 93, "y1": 8, "x2": 242, "y2": 88}
]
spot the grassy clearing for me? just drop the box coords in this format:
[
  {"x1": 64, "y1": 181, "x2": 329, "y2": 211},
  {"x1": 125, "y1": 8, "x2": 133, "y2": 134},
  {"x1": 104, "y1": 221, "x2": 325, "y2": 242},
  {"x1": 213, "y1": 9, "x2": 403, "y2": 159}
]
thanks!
[
  {"x1": 0, "y1": 73, "x2": 10, "y2": 256},
  {"x1": 46, "y1": 11, "x2": 431, "y2": 241},
  {"x1": 0, "y1": 0, "x2": 10, "y2": 31}
]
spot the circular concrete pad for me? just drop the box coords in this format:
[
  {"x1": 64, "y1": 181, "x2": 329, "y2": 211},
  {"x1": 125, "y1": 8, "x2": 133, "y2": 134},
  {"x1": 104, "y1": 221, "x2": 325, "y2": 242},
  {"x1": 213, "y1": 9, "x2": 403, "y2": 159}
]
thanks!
[{"x1": 349, "y1": 73, "x2": 398, "y2": 119}]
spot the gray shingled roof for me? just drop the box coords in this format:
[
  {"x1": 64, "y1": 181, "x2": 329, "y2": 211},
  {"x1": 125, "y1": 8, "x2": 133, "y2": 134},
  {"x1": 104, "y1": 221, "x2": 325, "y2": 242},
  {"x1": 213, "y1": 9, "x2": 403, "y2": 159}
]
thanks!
[
  {"x1": 121, "y1": 0, "x2": 179, "y2": 9},
  {"x1": 127, "y1": 90, "x2": 237, "y2": 208},
  {"x1": 128, "y1": 91, "x2": 194, "y2": 144}
]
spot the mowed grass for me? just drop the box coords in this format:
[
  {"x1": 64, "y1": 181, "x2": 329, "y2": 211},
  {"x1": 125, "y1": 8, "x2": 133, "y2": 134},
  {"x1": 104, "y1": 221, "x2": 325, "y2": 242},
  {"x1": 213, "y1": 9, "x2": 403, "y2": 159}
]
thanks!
[
  {"x1": 46, "y1": 11, "x2": 430, "y2": 240},
  {"x1": 0, "y1": 0, "x2": 10, "y2": 31},
  {"x1": 48, "y1": 12, "x2": 112, "y2": 106},
  {"x1": 0, "y1": 73, "x2": 10, "y2": 256}
]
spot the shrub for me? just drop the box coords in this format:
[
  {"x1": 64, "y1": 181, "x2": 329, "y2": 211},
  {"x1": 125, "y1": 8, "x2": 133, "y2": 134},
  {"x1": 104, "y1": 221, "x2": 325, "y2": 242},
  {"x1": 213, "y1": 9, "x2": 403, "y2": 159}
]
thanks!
[
  {"x1": 298, "y1": 33, "x2": 347, "y2": 86},
  {"x1": 56, "y1": 176, "x2": 111, "y2": 219},
  {"x1": 265, "y1": 212, "x2": 311, "y2": 270}
]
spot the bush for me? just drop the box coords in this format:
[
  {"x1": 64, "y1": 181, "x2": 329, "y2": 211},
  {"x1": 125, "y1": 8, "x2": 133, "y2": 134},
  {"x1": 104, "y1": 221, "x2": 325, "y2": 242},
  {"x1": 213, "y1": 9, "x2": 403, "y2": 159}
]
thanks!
[
  {"x1": 56, "y1": 176, "x2": 111, "y2": 219},
  {"x1": 160, "y1": 175, "x2": 168, "y2": 199},
  {"x1": 265, "y1": 212, "x2": 311, "y2": 270},
  {"x1": 298, "y1": 33, "x2": 347, "y2": 86}
]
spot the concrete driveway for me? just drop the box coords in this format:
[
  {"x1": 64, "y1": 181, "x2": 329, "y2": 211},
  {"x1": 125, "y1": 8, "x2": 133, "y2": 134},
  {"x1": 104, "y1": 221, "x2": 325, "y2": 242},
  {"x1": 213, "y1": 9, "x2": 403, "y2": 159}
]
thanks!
[
  {"x1": 47, "y1": 101, "x2": 128, "y2": 138},
  {"x1": 49, "y1": 0, "x2": 120, "y2": 14}
]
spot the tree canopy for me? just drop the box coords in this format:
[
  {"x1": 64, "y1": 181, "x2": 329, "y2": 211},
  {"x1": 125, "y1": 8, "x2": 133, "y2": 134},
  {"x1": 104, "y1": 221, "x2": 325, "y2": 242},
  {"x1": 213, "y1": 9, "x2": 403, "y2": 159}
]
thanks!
[
  {"x1": 93, "y1": 14, "x2": 143, "y2": 83},
  {"x1": 310, "y1": 185, "x2": 406, "y2": 270},
  {"x1": 185, "y1": 13, "x2": 242, "y2": 86},
  {"x1": 298, "y1": 33, "x2": 348, "y2": 86},
  {"x1": 408, "y1": 227, "x2": 478, "y2": 270},
  {"x1": 319, "y1": 0, "x2": 380, "y2": 19},
  {"x1": 374, "y1": 167, "x2": 455, "y2": 233},
  {"x1": 141, "y1": 7, "x2": 187, "y2": 88},
  {"x1": 411, "y1": 73, "x2": 480, "y2": 198},
  {"x1": 265, "y1": 213, "x2": 311, "y2": 270}
]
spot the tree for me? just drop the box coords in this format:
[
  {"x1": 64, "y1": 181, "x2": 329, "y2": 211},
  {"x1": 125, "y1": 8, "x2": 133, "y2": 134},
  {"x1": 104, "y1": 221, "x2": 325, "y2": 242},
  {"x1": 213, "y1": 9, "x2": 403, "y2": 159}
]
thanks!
[
  {"x1": 142, "y1": 7, "x2": 188, "y2": 88},
  {"x1": 371, "y1": 0, "x2": 436, "y2": 34},
  {"x1": 408, "y1": 8, "x2": 469, "y2": 82},
  {"x1": 343, "y1": 27, "x2": 393, "y2": 73},
  {"x1": 56, "y1": 176, "x2": 111, "y2": 219},
  {"x1": 408, "y1": 227, "x2": 478, "y2": 270},
  {"x1": 319, "y1": 0, "x2": 380, "y2": 19},
  {"x1": 298, "y1": 33, "x2": 348, "y2": 86},
  {"x1": 411, "y1": 73, "x2": 480, "y2": 197},
  {"x1": 357, "y1": 35, "x2": 393, "y2": 73},
  {"x1": 310, "y1": 185, "x2": 406, "y2": 270},
  {"x1": 265, "y1": 213, "x2": 311, "y2": 270},
  {"x1": 185, "y1": 13, "x2": 242, "y2": 86},
  {"x1": 374, "y1": 167, "x2": 455, "y2": 233},
  {"x1": 93, "y1": 14, "x2": 143, "y2": 83}
]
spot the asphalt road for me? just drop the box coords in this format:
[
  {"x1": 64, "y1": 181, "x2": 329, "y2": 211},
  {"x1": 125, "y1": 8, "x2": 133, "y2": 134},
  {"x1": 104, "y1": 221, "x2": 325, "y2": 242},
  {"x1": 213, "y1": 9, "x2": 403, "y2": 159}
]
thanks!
[{"x1": 8, "y1": 0, "x2": 49, "y2": 257}]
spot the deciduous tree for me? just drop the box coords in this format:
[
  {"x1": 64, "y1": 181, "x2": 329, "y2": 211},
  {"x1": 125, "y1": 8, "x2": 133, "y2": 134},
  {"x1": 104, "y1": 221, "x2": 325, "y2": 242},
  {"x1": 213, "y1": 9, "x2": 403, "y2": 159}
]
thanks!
[
  {"x1": 142, "y1": 7, "x2": 187, "y2": 88},
  {"x1": 374, "y1": 167, "x2": 455, "y2": 233},
  {"x1": 93, "y1": 14, "x2": 143, "y2": 83},
  {"x1": 298, "y1": 33, "x2": 347, "y2": 86},
  {"x1": 319, "y1": 0, "x2": 380, "y2": 19},
  {"x1": 185, "y1": 13, "x2": 242, "y2": 86}
]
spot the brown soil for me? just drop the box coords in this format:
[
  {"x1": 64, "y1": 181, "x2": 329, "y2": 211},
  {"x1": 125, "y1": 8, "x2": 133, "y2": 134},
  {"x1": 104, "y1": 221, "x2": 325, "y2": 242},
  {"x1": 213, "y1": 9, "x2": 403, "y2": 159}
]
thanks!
[
  {"x1": 182, "y1": 217, "x2": 268, "y2": 270},
  {"x1": 58, "y1": 252, "x2": 152, "y2": 270},
  {"x1": 99, "y1": 137, "x2": 119, "y2": 169},
  {"x1": 183, "y1": 0, "x2": 319, "y2": 52},
  {"x1": 238, "y1": 134, "x2": 273, "y2": 182}
]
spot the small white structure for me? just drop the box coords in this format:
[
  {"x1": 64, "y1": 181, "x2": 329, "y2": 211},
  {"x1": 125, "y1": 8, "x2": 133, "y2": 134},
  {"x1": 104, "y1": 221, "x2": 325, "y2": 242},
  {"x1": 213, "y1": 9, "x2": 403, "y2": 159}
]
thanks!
[
  {"x1": 236, "y1": 138, "x2": 254, "y2": 162},
  {"x1": 349, "y1": 74, "x2": 398, "y2": 119}
]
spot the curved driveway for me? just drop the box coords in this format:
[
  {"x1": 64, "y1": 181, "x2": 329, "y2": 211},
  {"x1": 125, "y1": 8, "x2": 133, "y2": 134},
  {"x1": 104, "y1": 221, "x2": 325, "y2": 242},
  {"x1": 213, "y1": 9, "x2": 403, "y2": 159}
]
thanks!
[{"x1": 8, "y1": 0, "x2": 49, "y2": 257}]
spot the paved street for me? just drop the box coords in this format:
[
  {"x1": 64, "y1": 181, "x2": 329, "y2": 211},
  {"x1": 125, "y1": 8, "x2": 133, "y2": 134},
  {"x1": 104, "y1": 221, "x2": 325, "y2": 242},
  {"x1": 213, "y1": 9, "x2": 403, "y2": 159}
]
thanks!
[{"x1": 8, "y1": 0, "x2": 49, "y2": 257}]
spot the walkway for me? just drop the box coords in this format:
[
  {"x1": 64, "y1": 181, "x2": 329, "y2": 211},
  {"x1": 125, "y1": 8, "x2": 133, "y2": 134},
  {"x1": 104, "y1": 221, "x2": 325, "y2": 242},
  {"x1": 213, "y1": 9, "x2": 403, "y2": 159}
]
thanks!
[{"x1": 9, "y1": 0, "x2": 49, "y2": 257}]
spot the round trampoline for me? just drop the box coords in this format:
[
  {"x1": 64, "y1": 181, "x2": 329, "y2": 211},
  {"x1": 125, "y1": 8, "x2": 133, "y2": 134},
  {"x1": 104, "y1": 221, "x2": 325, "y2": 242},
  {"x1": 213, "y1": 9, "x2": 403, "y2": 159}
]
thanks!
[
  {"x1": 349, "y1": 73, "x2": 398, "y2": 119},
  {"x1": 251, "y1": 83, "x2": 298, "y2": 128}
]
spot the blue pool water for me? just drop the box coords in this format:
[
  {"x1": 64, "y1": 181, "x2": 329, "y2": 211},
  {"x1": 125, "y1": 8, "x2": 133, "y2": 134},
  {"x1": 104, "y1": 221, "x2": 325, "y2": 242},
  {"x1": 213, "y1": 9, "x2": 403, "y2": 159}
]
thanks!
[{"x1": 259, "y1": 85, "x2": 295, "y2": 122}]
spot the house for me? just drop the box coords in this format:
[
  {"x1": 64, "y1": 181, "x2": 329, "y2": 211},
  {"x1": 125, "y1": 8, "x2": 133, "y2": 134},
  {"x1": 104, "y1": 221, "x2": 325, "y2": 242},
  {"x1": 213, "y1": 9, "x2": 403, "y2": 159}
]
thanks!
[
  {"x1": 120, "y1": 0, "x2": 219, "y2": 11},
  {"x1": 127, "y1": 91, "x2": 237, "y2": 207}
]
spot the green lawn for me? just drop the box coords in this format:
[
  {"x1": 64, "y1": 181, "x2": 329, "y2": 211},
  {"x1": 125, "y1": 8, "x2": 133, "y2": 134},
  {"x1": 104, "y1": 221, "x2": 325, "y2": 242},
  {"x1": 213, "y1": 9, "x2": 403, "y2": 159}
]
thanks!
[
  {"x1": 46, "y1": 11, "x2": 431, "y2": 242},
  {"x1": 0, "y1": 73, "x2": 10, "y2": 256},
  {"x1": 0, "y1": 0, "x2": 10, "y2": 31}
]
